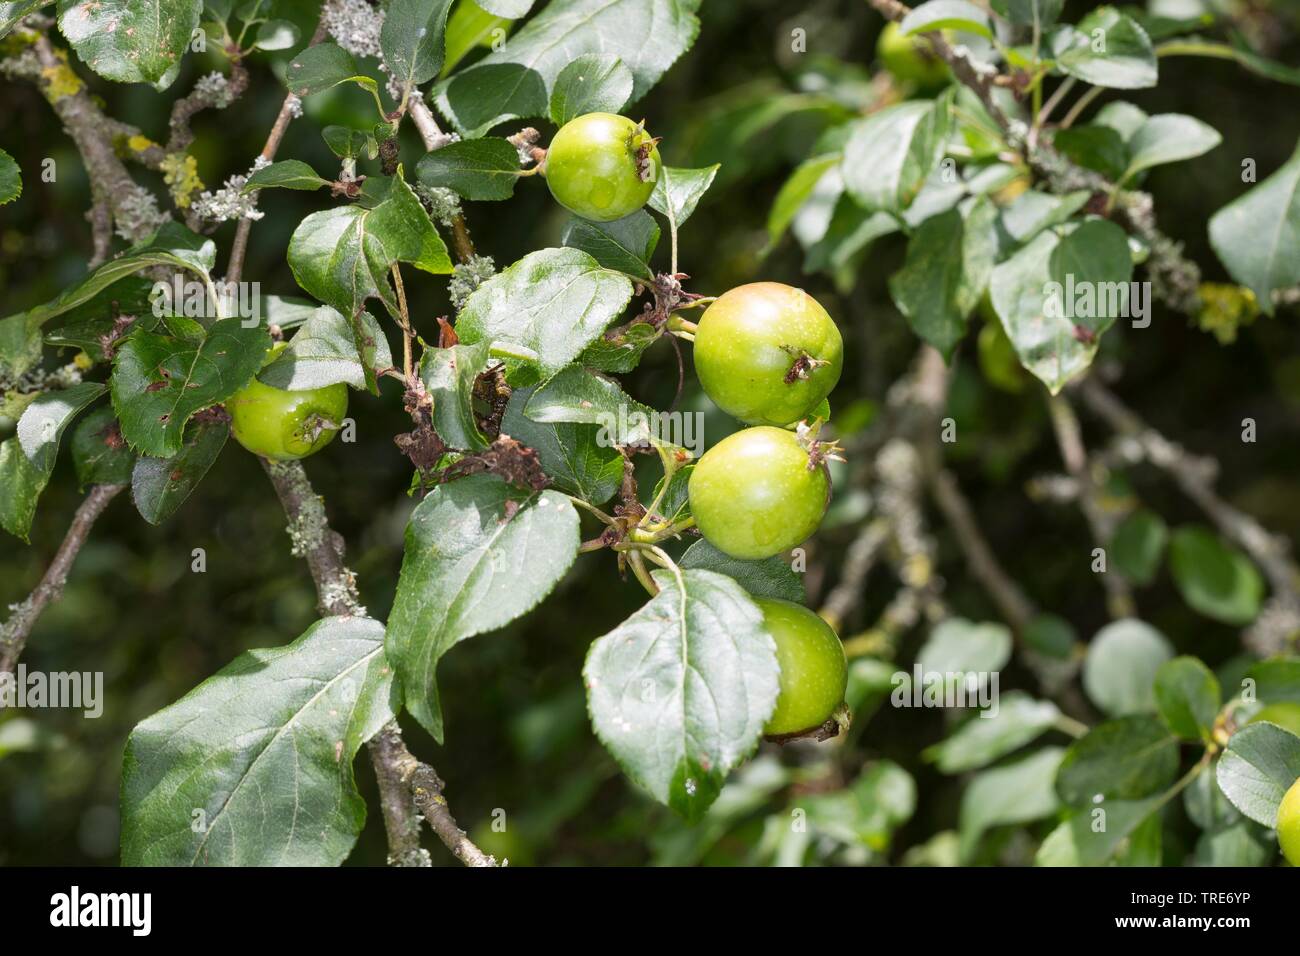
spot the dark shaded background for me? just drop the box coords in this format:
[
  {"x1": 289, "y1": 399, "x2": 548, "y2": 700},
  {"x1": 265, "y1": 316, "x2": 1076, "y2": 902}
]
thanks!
[{"x1": 2, "y1": 0, "x2": 1298, "y2": 865}]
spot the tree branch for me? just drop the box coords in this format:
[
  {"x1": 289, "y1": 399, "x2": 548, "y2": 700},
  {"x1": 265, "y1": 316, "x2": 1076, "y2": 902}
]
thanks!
[
  {"x1": 0, "y1": 483, "x2": 125, "y2": 676},
  {"x1": 408, "y1": 96, "x2": 477, "y2": 263}
]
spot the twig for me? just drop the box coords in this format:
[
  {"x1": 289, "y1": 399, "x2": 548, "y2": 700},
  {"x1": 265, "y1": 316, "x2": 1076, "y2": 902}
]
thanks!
[
  {"x1": 408, "y1": 97, "x2": 477, "y2": 263},
  {"x1": 1, "y1": 484, "x2": 125, "y2": 675},
  {"x1": 260, "y1": 458, "x2": 495, "y2": 866},
  {"x1": 819, "y1": 519, "x2": 890, "y2": 633}
]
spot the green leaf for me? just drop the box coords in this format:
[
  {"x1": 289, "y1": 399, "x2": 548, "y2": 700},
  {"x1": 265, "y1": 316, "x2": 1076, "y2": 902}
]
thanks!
[
  {"x1": 1120, "y1": 113, "x2": 1221, "y2": 184},
  {"x1": 0, "y1": 147, "x2": 20, "y2": 205},
  {"x1": 843, "y1": 95, "x2": 951, "y2": 216},
  {"x1": 381, "y1": 0, "x2": 455, "y2": 91},
  {"x1": 420, "y1": 340, "x2": 493, "y2": 451},
  {"x1": 549, "y1": 53, "x2": 635, "y2": 126},
  {"x1": 1051, "y1": 126, "x2": 1128, "y2": 181},
  {"x1": 1168, "y1": 525, "x2": 1264, "y2": 626},
  {"x1": 989, "y1": 0, "x2": 1063, "y2": 27},
  {"x1": 386, "y1": 474, "x2": 580, "y2": 741},
  {"x1": 110, "y1": 317, "x2": 268, "y2": 458},
  {"x1": 433, "y1": 0, "x2": 701, "y2": 137},
  {"x1": 560, "y1": 210, "x2": 660, "y2": 280},
  {"x1": 322, "y1": 126, "x2": 372, "y2": 161},
  {"x1": 1056, "y1": 8, "x2": 1158, "y2": 89},
  {"x1": 501, "y1": 387, "x2": 622, "y2": 503},
  {"x1": 0, "y1": 436, "x2": 50, "y2": 541},
  {"x1": 70, "y1": 407, "x2": 135, "y2": 488},
  {"x1": 1194, "y1": 819, "x2": 1275, "y2": 866},
  {"x1": 1082, "y1": 618, "x2": 1173, "y2": 717},
  {"x1": 16, "y1": 382, "x2": 107, "y2": 473},
  {"x1": 476, "y1": 0, "x2": 534, "y2": 15},
  {"x1": 888, "y1": 196, "x2": 996, "y2": 358},
  {"x1": 285, "y1": 42, "x2": 378, "y2": 98},
  {"x1": 1, "y1": 2, "x2": 45, "y2": 40},
  {"x1": 253, "y1": 18, "x2": 299, "y2": 50},
  {"x1": 130, "y1": 418, "x2": 229, "y2": 525},
  {"x1": 765, "y1": 154, "x2": 839, "y2": 253},
  {"x1": 1247, "y1": 657, "x2": 1300, "y2": 706},
  {"x1": 585, "y1": 567, "x2": 780, "y2": 821},
  {"x1": 679, "y1": 539, "x2": 805, "y2": 603},
  {"x1": 916, "y1": 617, "x2": 1012, "y2": 676},
  {"x1": 454, "y1": 248, "x2": 632, "y2": 383},
  {"x1": 923, "y1": 691, "x2": 1060, "y2": 774},
  {"x1": 259, "y1": 307, "x2": 391, "y2": 392},
  {"x1": 1184, "y1": 757, "x2": 1240, "y2": 830},
  {"x1": 57, "y1": 0, "x2": 202, "y2": 84},
  {"x1": 1055, "y1": 715, "x2": 1180, "y2": 805},
  {"x1": 959, "y1": 747, "x2": 1064, "y2": 862},
  {"x1": 900, "y1": 0, "x2": 993, "y2": 40},
  {"x1": 1215, "y1": 721, "x2": 1300, "y2": 826},
  {"x1": 523, "y1": 364, "x2": 654, "y2": 444},
  {"x1": 1093, "y1": 100, "x2": 1149, "y2": 141},
  {"x1": 648, "y1": 164, "x2": 719, "y2": 229},
  {"x1": 997, "y1": 189, "x2": 1091, "y2": 244},
  {"x1": 1208, "y1": 138, "x2": 1300, "y2": 315},
  {"x1": 443, "y1": 0, "x2": 513, "y2": 75},
  {"x1": 415, "y1": 137, "x2": 521, "y2": 201},
  {"x1": 578, "y1": 318, "x2": 661, "y2": 373},
  {"x1": 1035, "y1": 795, "x2": 1164, "y2": 866},
  {"x1": 989, "y1": 218, "x2": 1133, "y2": 394},
  {"x1": 242, "y1": 160, "x2": 331, "y2": 193},
  {"x1": 1109, "y1": 508, "x2": 1166, "y2": 586},
  {"x1": 1153, "y1": 656, "x2": 1221, "y2": 741},
  {"x1": 120, "y1": 616, "x2": 397, "y2": 866}
]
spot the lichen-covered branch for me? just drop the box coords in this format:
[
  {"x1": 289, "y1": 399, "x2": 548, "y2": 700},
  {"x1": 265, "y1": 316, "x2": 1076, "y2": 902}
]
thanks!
[{"x1": 0, "y1": 484, "x2": 125, "y2": 676}]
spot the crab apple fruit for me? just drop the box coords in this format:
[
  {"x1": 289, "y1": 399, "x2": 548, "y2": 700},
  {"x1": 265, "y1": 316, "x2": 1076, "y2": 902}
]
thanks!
[
  {"x1": 876, "y1": 21, "x2": 950, "y2": 88},
  {"x1": 1279, "y1": 777, "x2": 1300, "y2": 866},
  {"x1": 757, "y1": 597, "x2": 848, "y2": 736},
  {"x1": 227, "y1": 346, "x2": 348, "y2": 461},
  {"x1": 687, "y1": 425, "x2": 829, "y2": 560},
  {"x1": 692, "y1": 282, "x2": 843, "y2": 427},
  {"x1": 545, "y1": 112, "x2": 662, "y2": 222}
]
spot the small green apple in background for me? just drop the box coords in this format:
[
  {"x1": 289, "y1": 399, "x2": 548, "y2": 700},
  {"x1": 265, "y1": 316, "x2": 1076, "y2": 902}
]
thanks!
[
  {"x1": 692, "y1": 282, "x2": 843, "y2": 427},
  {"x1": 226, "y1": 344, "x2": 348, "y2": 461},
  {"x1": 545, "y1": 112, "x2": 662, "y2": 222},
  {"x1": 758, "y1": 597, "x2": 848, "y2": 736},
  {"x1": 1278, "y1": 776, "x2": 1300, "y2": 865},
  {"x1": 876, "y1": 21, "x2": 950, "y2": 88},
  {"x1": 688, "y1": 425, "x2": 829, "y2": 560}
]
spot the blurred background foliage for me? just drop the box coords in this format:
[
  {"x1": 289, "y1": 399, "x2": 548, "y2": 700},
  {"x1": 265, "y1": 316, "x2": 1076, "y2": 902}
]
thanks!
[{"x1": 2, "y1": 0, "x2": 1299, "y2": 866}]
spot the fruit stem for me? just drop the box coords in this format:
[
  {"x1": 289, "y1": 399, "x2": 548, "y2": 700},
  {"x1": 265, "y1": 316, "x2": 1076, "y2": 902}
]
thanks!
[
  {"x1": 666, "y1": 314, "x2": 698, "y2": 336},
  {"x1": 567, "y1": 495, "x2": 618, "y2": 527}
]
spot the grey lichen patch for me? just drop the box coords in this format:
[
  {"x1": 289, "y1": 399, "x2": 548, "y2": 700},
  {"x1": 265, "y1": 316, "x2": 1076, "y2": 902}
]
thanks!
[{"x1": 448, "y1": 255, "x2": 497, "y2": 312}]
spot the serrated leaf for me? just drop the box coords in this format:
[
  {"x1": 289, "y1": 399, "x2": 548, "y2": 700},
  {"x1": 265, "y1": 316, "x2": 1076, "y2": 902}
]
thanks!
[
  {"x1": 420, "y1": 340, "x2": 493, "y2": 451},
  {"x1": 1056, "y1": 8, "x2": 1157, "y2": 89},
  {"x1": 0, "y1": 436, "x2": 50, "y2": 542},
  {"x1": 648, "y1": 164, "x2": 719, "y2": 230},
  {"x1": 0, "y1": 147, "x2": 20, "y2": 205},
  {"x1": 501, "y1": 387, "x2": 622, "y2": 503},
  {"x1": 242, "y1": 160, "x2": 331, "y2": 193},
  {"x1": 1056, "y1": 715, "x2": 1179, "y2": 805},
  {"x1": 523, "y1": 364, "x2": 655, "y2": 444},
  {"x1": 585, "y1": 567, "x2": 779, "y2": 821},
  {"x1": 1215, "y1": 721, "x2": 1300, "y2": 827},
  {"x1": 1153, "y1": 656, "x2": 1221, "y2": 741},
  {"x1": 842, "y1": 95, "x2": 951, "y2": 215},
  {"x1": 1082, "y1": 618, "x2": 1173, "y2": 717},
  {"x1": 578, "y1": 318, "x2": 661, "y2": 372},
  {"x1": 386, "y1": 474, "x2": 580, "y2": 741},
  {"x1": 381, "y1": 0, "x2": 455, "y2": 91},
  {"x1": 433, "y1": 0, "x2": 700, "y2": 137},
  {"x1": 16, "y1": 382, "x2": 107, "y2": 473},
  {"x1": 560, "y1": 210, "x2": 659, "y2": 280},
  {"x1": 259, "y1": 308, "x2": 392, "y2": 392},
  {"x1": 110, "y1": 317, "x2": 268, "y2": 458},
  {"x1": 1120, "y1": 113, "x2": 1220, "y2": 184},
  {"x1": 679, "y1": 538, "x2": 805, "y2": 603},
  {"x1": 130, "y1": 418, "x2": 228, "y2": 525},
  {"x1": 549, "y1": 53, "x2": 634, "y2": 126},
  {"x1": 1208, "y1": 138, "x2": 1300, "y2": 315},
  {"x1": 1168, "y1": 525, "x2": 1264, "y2": 626},
  {"x1": 900, "y1": 0, "x2": 993, "y2": 40},
  {"x1": 120, "y1": 616, "x2": 397, "y2": 866},
  {"x1": 415, "y1": 137, "x2": 521, "y2": 201},
  {"x1": 285, "y1": 42, "x2": 378, "y2": 98},
  {"x1": 888, "y1": 196, "x2": 996, "y2": 358},
  {"x1": 70, "y1": 406, "x2": 135, "y2": 488},
  {"x1": 989, "y1": 218, "x2": 1133, "y2": 393},
  {"x1": 454, "y1": 248, "x2": 632, "y2": 383},
  {"x1": 322, "y1": 126, "x2": 371, "y2": 160},
  {"x1": 959, "y1": 747, "x2": 1064, "y2": 862},
  {"x1": 923, "y1": 691, "x2": 1060, "y2": 774},
  {"x1": 57, "y1": 0, "x2": 202, "y2": 84}
]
